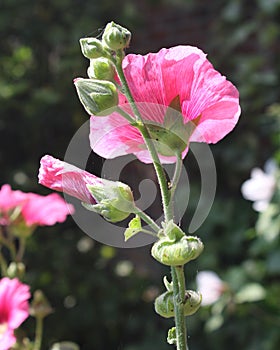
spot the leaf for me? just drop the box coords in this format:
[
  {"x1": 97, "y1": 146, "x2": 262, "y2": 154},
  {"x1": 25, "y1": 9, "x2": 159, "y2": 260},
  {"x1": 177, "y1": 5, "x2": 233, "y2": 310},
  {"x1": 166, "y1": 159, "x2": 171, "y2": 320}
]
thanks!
[
  {"x1": 234, "y1": 283, "x2": 266, "y2": 304},
  {"x1": 167, "y1": 327, "x2": 177, "y2": 345},
  {"x1": 124, "y1": 215, "x2": 142, "y2": 241}
]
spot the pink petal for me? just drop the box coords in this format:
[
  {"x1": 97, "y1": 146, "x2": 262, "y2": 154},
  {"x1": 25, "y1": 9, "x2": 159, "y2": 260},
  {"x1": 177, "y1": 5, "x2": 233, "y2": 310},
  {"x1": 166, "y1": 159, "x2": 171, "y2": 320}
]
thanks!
[
  {"x1": 0, "y1": 278, "x2": 30, "y2": 330},
  {"x1": 21, "y1": 193, "x2": 74, "y2": 226},
  {"x1": 38, "y1": 155, "x2": 102, "y2": 204}
]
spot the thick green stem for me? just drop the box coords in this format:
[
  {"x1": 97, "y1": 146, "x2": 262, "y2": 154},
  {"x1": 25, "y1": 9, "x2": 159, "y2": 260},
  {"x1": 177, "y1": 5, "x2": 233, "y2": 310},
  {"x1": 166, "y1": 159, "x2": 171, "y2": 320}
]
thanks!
[
  {"x1": 33, "y1": 316, "x2": 44, "y2": 350},
  {"x1": 115, "y1": 53, "x2": 188, "y2": 350},
  {"x1": 114, "y1": 58, "x2": 172, "y2": 222}
]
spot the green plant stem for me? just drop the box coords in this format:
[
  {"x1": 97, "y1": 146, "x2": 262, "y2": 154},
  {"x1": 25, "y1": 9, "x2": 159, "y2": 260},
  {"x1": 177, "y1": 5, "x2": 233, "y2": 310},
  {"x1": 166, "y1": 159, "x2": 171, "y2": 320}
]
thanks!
[
  {"x1": 0, "y1": 250, "x2": 8, "y2": 276},
  {"x1": 16, "y1": 236, "x2": 26, "y2": 263},
  {"x1": 171, "y1": 266, "x2": 188, "y2": 350},
  {"x1": 115, "y1": 53, "x2": 188, "y2": 350},
  {"x1": 134, "y1": 207, "x2": 161, "y2": 232},
  {"x1": 33, "y1": 316, "x2": 44, "y2": 350}
]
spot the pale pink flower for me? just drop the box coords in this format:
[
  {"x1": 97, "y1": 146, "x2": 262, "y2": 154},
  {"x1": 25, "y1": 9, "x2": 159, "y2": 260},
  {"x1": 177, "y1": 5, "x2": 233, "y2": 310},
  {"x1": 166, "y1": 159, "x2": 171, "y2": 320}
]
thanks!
[
  {"x1": 0, "y1": 278, "x2": 30, "y2": 350},
  {"x1": 0, "y1": 184, "x2": 74, "y2": 227},
  {"x1": 89, "y1": 45, "x2": 240, "y2": 163},
  {"x1": 38, "y1": 155, "x2": 103, "y2": 204},
  {"x1": 241, "y1": 160, "x2": 277, "y2": 212},
  {"x1": 196, "y1": 271, "x2": 225, "y2": 306}
]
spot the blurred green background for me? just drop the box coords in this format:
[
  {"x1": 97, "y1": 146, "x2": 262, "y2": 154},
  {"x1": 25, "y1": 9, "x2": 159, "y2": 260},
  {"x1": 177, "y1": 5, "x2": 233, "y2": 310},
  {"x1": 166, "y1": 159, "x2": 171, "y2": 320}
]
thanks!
[{"x1": 1, "y1": 0, "x2": 280, "y2": 349}]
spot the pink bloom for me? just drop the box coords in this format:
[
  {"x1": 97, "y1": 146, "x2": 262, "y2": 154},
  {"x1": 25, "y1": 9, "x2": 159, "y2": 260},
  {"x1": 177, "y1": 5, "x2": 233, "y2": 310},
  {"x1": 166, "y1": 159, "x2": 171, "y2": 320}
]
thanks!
[
  {"x1": 0, "y1": 278, "x2": 30, "y2": 350},
  {"x1": 196, "y1": 271, "x2": 225, "y2": 306},
  {"x1": 0, "y1": 184, "x2": 73, "y2": 227},
  {"x1": 38, "y1": 155, "x2": 103, "y2": 204},
  {"x1": 89, "y1": 45, "x2": 240, "y2": 163}
]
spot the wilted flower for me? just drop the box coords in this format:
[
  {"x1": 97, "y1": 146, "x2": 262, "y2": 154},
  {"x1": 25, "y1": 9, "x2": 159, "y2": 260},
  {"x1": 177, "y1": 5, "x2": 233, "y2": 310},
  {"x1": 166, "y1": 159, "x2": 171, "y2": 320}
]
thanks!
[
  {"x1": 90, "y1": 45, "x2": 240, "y2": 163},
  {"x1": 0, "y1": 278, "x2": 30, "y2": 350},
  {"x1": 0, "y1": 184, "x2": 74, "y2": 227},
  {"x1": 196, "y1": 271, "x2": 225, "y2": 306},
  {"x1": 241, "y1": 160, "x2": 277, "y2": 212}
]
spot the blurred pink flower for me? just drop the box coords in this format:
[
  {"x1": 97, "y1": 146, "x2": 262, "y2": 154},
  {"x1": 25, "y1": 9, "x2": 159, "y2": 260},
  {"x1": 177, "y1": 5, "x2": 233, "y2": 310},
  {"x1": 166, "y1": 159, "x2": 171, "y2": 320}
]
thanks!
[
  {"x1": 0, "y1": 278, "x2": 30, "y2": 350},
  {"x1": 0, "y1": 184, "x2": 74, "y2": 227},
  {"x1": 196, "y1": 271, "x2": 225, "y2": 306},
  {"x1": 38, "y1": 155, "x2": 103, "y2": 204},
  {"x1": 90, "y1": 45, "x2": 240, "y2": 163}
]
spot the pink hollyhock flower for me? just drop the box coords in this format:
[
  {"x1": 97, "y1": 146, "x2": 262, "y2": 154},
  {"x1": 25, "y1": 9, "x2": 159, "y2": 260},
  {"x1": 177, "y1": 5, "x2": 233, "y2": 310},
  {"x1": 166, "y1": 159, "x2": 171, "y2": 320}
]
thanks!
[
  {"x1": 0, "y1": 184, "x2": 74, "y2": 227},
  {"x1": 89, "y1": 45, "x2": 240, "y2": 163},
  {"x1": 38, "y1": 155, "x2": 103, "y2": 204},
  {"x1": 196, "y1": 271, "x2": 226, "y2": 306},
  {"x1": 0, "y1": 278, "x2": 30, "y2": 350}
]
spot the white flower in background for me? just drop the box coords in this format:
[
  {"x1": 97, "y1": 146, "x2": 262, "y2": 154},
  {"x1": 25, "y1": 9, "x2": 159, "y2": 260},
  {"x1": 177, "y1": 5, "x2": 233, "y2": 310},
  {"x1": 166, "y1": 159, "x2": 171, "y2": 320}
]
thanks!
[
  {"x1": 241, "y1": 160, "x2": 277, "y2": 212},
  {"x1": 196, "y1": 271, "x2": 225, "y2": 306}
]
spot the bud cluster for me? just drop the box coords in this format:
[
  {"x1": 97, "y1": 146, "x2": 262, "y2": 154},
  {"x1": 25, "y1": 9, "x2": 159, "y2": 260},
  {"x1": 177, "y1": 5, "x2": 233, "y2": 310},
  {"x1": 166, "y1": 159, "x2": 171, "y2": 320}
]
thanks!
[{"x1": 75, "y1": 22, "x2": 131, "y2": 116}]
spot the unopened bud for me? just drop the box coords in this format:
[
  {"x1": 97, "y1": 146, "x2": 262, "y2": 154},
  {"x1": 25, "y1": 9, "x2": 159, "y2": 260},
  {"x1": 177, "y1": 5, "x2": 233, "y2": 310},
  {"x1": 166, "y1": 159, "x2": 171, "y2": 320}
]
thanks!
[
  {"x1": 87, "y1": 58, "x2": 115, "y2": 81},
  {"x1": 154, "y1": 291, "x2": 174, "y2": 318},
  {"x1": 83, "y1": 180, "x2": 135, "y2": 223},
  {"x1": 151, "y1": 221, "x2": 204, "y2": 266},
  {"x1": 155, "y1": 289, "x2": 202, "y2": 318},
  {"x1": 7, "y1": 262, "x2": 26, "y2": 279},
  {"x1": 74, "y1": 78, "x2": 118, "y2": 116},
  {"x1": 102, "y1": 21, "x2": 131, "y2": 51},
  {"x1": 30, "y1": 290, "x2": 53, "y2": 319},
  {"x1": 79, "y1": 38, "x2": 105, "y2": 59}
]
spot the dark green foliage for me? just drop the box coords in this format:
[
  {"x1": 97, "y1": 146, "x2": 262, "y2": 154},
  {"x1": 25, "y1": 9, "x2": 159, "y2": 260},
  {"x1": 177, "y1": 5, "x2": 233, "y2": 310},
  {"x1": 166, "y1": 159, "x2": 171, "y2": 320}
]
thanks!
[{"x1": 1, "y1": 0, "x2": 280, "y2": 349}]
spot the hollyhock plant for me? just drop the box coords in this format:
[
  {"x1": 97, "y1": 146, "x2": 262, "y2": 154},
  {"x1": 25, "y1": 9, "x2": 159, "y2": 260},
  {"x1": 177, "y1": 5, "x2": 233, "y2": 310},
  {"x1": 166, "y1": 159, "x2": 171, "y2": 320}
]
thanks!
[
  {"x1": 0, "y1": 184, "x2": 74, "y2": 227},
  {"x1": 88, "y1": 45, "x2": 241, "y2": 163},
  {"x1": 0, "y1": 277, "x2": 30, "y2": 350}
]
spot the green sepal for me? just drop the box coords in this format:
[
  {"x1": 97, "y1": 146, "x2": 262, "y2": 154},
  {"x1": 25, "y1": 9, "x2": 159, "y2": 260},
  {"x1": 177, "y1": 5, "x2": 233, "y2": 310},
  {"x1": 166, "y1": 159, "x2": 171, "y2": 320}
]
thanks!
[
  {"x1": 124, "y1": 215, "x2": 142, "y2": 241},
  {"x1": 167, "y1": 327, "x2": 177, "y2": 345},
  {"x1": 146, "y1": 95, "x2": 199, "y2": 157}
]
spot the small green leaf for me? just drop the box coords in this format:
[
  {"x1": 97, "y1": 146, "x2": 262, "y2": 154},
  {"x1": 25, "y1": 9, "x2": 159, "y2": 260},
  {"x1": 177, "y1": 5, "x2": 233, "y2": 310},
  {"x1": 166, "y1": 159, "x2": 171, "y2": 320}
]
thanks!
[
  {"x1": 167, "y1": 327, "x2": 177, "y2": 345},
  {"x1": 124, "y1": 215, "x2": 142, "y2": 241}
]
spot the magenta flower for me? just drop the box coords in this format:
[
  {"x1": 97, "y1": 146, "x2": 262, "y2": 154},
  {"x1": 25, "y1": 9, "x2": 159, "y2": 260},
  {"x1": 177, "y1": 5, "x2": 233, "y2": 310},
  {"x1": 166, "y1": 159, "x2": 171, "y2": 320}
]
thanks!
[
  {"x1": 0, "y1": 278, "x2": 30, "y2": 350},
  {"x1": 38, "y1": 155, "x2": 103, "y2": 204},
  {"x1": 0, "y1": 184, "x2": 74, "y2": 227},
  {"x1": 89, "y1": 45, "x2": 240, "y2": 163}
]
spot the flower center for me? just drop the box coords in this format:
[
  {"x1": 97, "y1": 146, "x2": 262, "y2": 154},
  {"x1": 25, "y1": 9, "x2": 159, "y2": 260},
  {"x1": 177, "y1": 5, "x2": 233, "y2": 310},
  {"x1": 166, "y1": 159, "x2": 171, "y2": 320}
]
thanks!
[{"x1": 0, "y1": 322, "x2": 8, "y2": 340}]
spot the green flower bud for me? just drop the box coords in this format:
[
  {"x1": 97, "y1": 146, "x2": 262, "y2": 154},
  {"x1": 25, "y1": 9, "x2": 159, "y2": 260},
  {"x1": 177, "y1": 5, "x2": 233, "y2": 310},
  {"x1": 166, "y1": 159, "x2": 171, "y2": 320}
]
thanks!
[
  {"x1": 50, "y1": 342, "x2": 80, "y2": 350},
  {"x1": 83, "y1": 180, "x2": 135, "y2": 223},
  {"x1": 79, "y1": 38, "x2": 105, "y2": 59},
  {"x1": 7, "y1": 262, "x2": 26, "y2": 279},
  {"x1": 87, "y1": 58, "x2": 115, "y2": 81},
  {"x1": 151, "y1": 221, "x2": 204, "y2": 266},
  {"x1": 154, "y1": 290, "x2": 175, "y2": 318},
  {"x1": 74, "y1": 78, "x2": 118, "y2": 116},
  {"x1": 102, "y1": 21, "x2": 131, "y2": 50},
  {"x1": 155, "y1": 290, "x2": 202, "y2": 318},
  {"x1": 183, "y1": 290, "x2": 202, "y2": 316}
]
